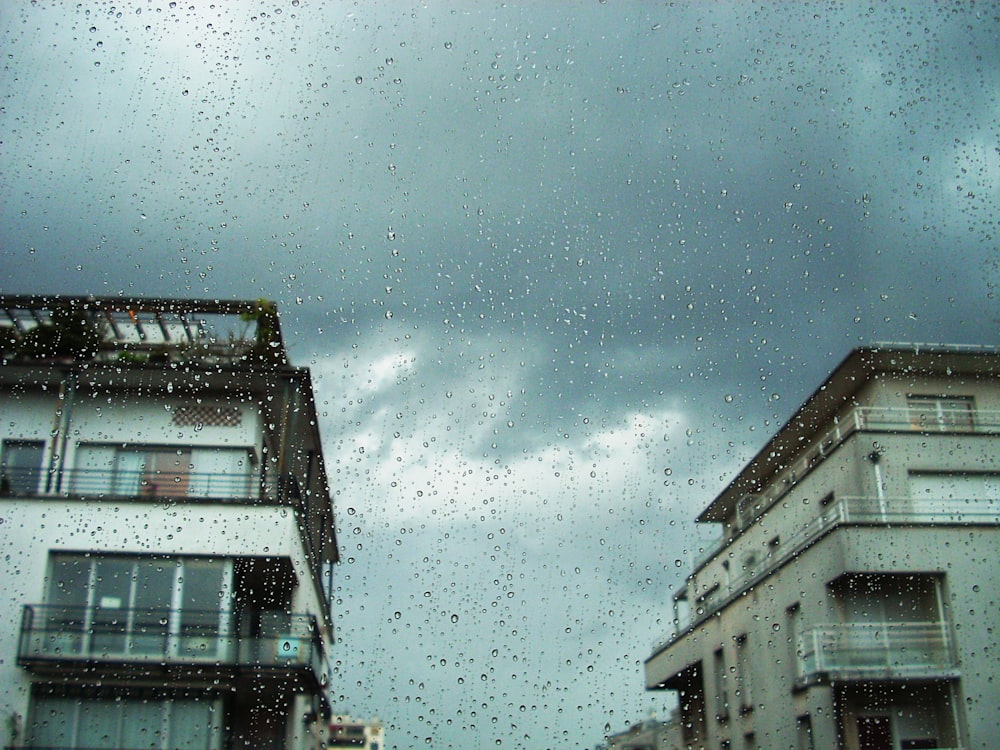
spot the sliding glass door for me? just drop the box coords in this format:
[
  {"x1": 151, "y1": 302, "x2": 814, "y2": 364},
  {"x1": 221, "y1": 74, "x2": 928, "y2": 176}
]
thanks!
[
  {"x1": 29, "y1": 694, "x2": 223, "y2": 750},
  {"x1": 44, "y1": 554, "x2": 232, "y2": 661}
]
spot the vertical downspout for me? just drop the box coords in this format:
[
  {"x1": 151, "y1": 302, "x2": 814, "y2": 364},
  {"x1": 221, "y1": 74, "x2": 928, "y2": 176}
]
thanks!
[
  {"x1": 868, "y1": 448, "x2": 887, "y2": 520},
  {"x1": 326, "y1": 557, "x2": 334, "y2": 633},
  {"x1": 277, "y1": 375, "x2": 294, "y2": 504},
  {"x1": 47, "y1": 368, "x2": 76, "y2": 494}
]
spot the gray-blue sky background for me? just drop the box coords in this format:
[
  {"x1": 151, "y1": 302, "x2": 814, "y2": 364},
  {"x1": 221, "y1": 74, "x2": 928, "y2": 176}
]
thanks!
[{"x1": 2, "y1": 2, "x2": 998, "y2": 748}]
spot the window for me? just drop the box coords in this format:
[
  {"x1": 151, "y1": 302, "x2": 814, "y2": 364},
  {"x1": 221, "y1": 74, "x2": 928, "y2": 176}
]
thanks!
[
  {"x1": 835, "y1": 573, "x2": 940, "y2": 625},
  {"x1": 796, "y1": 715, "x2": 814, "y2": 750},
  {"x1": 713, "y1": 647, "x2": 729, "y2": 722},
  {"x1": 42, "y1": 554, "x2": 231, "y2": 661},
  {"x1": 1, "y1": 439, "x2": 44, "y2": 494},
  {"x1": 907, "y1": 395, "x2": 975, "y2": 431},
  {"x1": 114, "y1": 446, "x2": 193, "y2": 497},
  {"x1": 328, "y1": 723, "x2": 368, "y2": 748},
  {"x1": 786, "y1": 603, "x2": 803, "y2": 677},
  {"x1": 71, "y1": 444, "x2": 252, "y2": 499},
  {"x1": 734, "y1": 634, "x2": 753, "y2": 712},
  {"x1": 28, "y1": 692, "x2": 223, "y2": 750},
  {"x1": 71, "y1": 445, "x2": 191, "y2": 497},
  {"x1": 857, "y1": 715, "x2": 892, "y2": 750}
]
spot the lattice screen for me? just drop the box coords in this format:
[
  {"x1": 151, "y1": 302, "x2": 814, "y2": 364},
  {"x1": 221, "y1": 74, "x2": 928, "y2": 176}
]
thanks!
[{"x1": 171, "y1": 404, "x2": 242, "y2": 427}]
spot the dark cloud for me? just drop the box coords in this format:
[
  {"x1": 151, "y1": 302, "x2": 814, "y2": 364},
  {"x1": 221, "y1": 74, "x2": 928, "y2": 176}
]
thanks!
[{"x1": 2, "y1": 2, "x2": 998, "y2": 748}]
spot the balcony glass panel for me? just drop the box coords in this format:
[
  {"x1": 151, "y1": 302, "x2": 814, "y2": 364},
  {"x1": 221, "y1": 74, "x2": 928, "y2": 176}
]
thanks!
[
  {"x1": 18, "y1": 604, "x2": 323, "y2": 675},
  {"x1": 797, "y1": 622, "x2": 957, "y2": 681}
]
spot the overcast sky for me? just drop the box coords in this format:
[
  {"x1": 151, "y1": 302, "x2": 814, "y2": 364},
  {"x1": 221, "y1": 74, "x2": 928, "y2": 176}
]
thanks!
[{"x1": 2, "y1": 2, "x2": 999, "y2": 748}]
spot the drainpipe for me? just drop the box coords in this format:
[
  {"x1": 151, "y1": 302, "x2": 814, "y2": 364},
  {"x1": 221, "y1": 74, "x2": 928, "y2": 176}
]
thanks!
[
  {"x1": 867, "y1": 446, "x2": 887, "y2": 521},
  {"x1": 47, "y1": 368, "x2": 77, "y2": 494},
  {"x1": 278, "y1": 376, "x2": 294, "y2": 503}
]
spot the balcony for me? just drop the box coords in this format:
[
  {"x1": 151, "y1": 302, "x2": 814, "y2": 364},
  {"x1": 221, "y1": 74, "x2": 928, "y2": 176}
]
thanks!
[
  {"x1": 796, "y1": 621, "x2": 960, "y2": 687},
  {"x1": 651, "y1": 494, "x2": 998, "y2": 656},
  {"x1": 1, "y1": 466, "x2": 286, "y2": 503},
  {"x1": 691, "y1": 406, "x2": 1000, "y2": 572},
  {"x1": 17, "y1": 604, "x2": 325, "y2": 690}
]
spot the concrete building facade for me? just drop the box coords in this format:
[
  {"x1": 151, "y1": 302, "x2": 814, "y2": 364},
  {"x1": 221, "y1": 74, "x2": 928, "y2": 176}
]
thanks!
[
  {"x1": 645, "y1": 345, "x2": 1000, "y2": 750},
  {"x1": 0, "y1": 296, "x2": 338, "y2": 750}
]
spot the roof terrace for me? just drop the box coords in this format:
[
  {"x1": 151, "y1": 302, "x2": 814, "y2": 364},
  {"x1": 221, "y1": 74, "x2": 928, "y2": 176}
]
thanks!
[{"x1": 0, "y1": 295, "x2": 286, "y2": 368}]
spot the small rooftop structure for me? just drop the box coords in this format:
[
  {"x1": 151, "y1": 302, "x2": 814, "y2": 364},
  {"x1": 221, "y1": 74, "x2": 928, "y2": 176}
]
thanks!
[{"x1": 0, "y1": 295, "x2": 286, "y2": 368}]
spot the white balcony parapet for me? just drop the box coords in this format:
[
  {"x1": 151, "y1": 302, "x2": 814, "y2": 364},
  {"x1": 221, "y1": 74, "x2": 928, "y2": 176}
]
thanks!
[
  {"x1": 797, "y1": 621, "x2": 959, "y2": 683},
  {"x1": 685, "y1": 406, "x2": 1000, "y2": 579},
  {"x1": 17, "y1": 604, "x2": 324, "y2": 681},
  {"x1": 746, "y1": 405, "x2": 1000, "y2": 518},
  {"x1": 651, "y1": 494, "x2": 998, "y2": 655}
]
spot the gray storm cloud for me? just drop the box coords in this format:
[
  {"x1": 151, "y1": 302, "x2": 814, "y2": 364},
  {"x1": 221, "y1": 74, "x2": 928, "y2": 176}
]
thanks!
[{"x1": 2, "y1": 2, "x2": 998, "y2": 747}]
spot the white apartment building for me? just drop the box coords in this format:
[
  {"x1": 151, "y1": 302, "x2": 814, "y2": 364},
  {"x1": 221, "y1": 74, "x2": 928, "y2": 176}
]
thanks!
[
  {"x1": 645, "y1": 345, "x2": 1000, "y2": 750},
  {"x1": 0, "y1": 296, "x2": 339, "y2": 750}
]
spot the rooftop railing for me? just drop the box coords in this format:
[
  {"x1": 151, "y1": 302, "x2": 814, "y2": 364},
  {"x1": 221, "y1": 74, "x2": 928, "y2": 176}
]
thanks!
[
  {"x1": 651, "y1": 493, "x2": 998, "y2": 655},
  {"x1": 797, "y1": 621, "x2": 959, "y2": 684},
  {"x1": 17, "y1": 604, "x2": 323, "y2": 681}
]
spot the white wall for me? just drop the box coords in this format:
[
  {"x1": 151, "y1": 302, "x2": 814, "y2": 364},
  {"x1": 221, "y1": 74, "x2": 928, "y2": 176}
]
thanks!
[{"x1": 0, "y1": 497, "x2": 329, "y2": 738}]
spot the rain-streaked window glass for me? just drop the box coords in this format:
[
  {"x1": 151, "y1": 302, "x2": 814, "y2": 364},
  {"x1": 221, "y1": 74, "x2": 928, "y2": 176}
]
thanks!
[{"x1": 1, "y1": 3, "x2": 998, "y2": 750}]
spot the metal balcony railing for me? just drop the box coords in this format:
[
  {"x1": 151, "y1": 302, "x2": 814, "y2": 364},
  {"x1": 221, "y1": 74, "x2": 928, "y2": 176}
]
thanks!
[
  {"x1": 776, "y1": 406, "x2": 986, "y2": 500},
  {"x1": 690, "y1": 406, "x2": 1000, "y2": 573},
  {"x1": 797, "y1": 621, "x2": 959, "y2": 683},
  {"x1": 652, "y1": 494, "x2": 998, "y2": 654},
  {"x1": 1, "y1": 466, "x2": 279, "y2": 501},
  {"x1": 17, "y1": 604, "x2": 323, "y2": 680}
]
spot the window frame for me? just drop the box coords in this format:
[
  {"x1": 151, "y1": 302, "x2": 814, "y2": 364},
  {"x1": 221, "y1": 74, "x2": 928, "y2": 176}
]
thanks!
[{"x1": 1, "y1": 438, "x2": 46, "y2": 495}]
